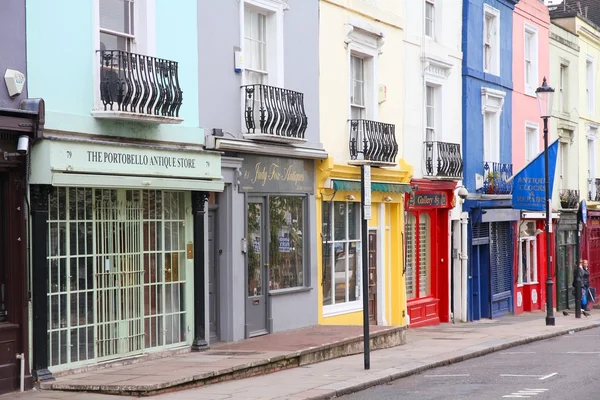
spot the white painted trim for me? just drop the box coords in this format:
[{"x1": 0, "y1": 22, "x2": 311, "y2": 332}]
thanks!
[
  {"x1": 586, "y1": 122, "x2": 599, "y2": 140},
  {"x1": 323, "y1": 301, "x2": 363, "y2": 317},
  {"x1": 377, "y1": 203, "x2": 387, "y2": 325},
  {"x1": 523, "y1": 23, "x2": 539, "y2": 97},
  {"x1": 347, "y1": 42, "x2": 380, "y2": 121},
  {"x1": 586, "y1": 55, "x2": 595, "y2": 115},
  {"x1": 483, "y1": 4, "x2": 500, "y2": 76}
]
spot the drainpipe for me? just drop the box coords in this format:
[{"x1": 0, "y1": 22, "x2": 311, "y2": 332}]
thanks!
[
  {"x1": 460, "y1": 212, "x2": 469, "y2": 322},
  {"x1": 16, "y1": 353, "x2": 24, "y2": 392}
]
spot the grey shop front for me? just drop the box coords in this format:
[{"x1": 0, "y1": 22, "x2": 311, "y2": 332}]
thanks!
[{"x1": 212, "y1": 154, "x2": 318, "y2": 341}]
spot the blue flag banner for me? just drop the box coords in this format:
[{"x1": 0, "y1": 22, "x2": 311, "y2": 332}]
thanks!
[{"x1": 511, "y1": 139, "x2": 559, "y2": 211}]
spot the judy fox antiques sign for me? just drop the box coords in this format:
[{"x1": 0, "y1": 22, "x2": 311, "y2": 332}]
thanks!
[{"x1": 239, "y1": 155, "x2": 315, "y2": 194}]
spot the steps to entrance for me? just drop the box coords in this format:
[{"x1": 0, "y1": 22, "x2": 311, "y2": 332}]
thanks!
[{"x1": 40, "y1": 325, "x2": 406, "y2": 396}]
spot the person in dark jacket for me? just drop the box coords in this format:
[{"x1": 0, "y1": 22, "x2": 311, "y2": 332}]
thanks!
[
  {"x1": 573, "y1": 259, "x2": 587, "y2": 310},
  {"x1": 582, "y1": 260, "x2": 591, "y2": 311}
]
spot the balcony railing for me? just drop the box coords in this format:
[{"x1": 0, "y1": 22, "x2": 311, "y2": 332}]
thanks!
[
  {"x1": 482, "y1": 162, "x2": 513, "y2": 195},
  {"x1": 588, "y1": 178, "x2": 600, "y2": 201},
  {"x1": 95, "y1": 50, "x2": 183, "y2": 124},
  {"x1": 242, "y1": 84, "x2": 308, "y2": 143},
  {"x1": 348, "y1": 119, "x2": 398, "y2": 167},
  {"x1": 423, "y1": 141, "x2": 463, "y2": 179},
  {"x1": 559, "y1": 189, "x2": 580, "y2": 209}
]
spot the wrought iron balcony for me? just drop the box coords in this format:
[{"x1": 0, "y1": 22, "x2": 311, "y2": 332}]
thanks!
[
  {"x1": 94, "y1": 50, "x2": 183, "y2": 124},
  {"x1": 482, "y1": 162, "x2": 513, "y2": 195},
  {"x1": 242, "y1": 84, "x2": 308, "y2": 143},
  {"x1": 348, "y1": 119, "x2": 398, "y2": 167},
  {"x1": 559, "y1": 189, "x2": 580, "y2": 209},
  {"x1": 423, "y1": 141, "x2": 463, "y2": 179},
  {"x1": 588, "y1": 178, "x2": 600, "y2": 201}
]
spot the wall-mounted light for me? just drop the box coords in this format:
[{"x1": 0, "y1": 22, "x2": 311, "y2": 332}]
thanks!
[
  {"x1": 346, "y1": 194, "x2": 356, "y2": 201},
  {"x1": 383, "y1": 196, "x2": 393, "y2": 202},
  {"x1": 3, "y1": 135, "x2": 29, "y2": 160}
]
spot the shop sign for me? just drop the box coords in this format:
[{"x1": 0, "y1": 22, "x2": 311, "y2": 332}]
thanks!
[
  {"x1": 408, "y1": 193, "x2": 448, "y2": 208},
  {"x1": 30, "y1": 140, "x2": 222, "y2": 182},
  {"x1": 239, "y1": 155, "x2": 314, "y2": 194}
]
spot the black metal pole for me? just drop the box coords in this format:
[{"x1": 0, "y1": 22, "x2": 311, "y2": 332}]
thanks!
[
  {"x1": 192, "y1": 191, "x2": 210, "y2": 351},
  {"x1": 361, "y1": 165, "x2": 370, "y2": 370},
  {"x1": 544, "y1": 118, "x2": 555, "y2": 326},
  {"x1": 30, "y1": 185, "x2": 54, "y2": 382}
]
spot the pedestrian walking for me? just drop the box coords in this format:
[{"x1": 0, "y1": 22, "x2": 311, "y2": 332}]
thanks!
[
  {"x1": 573, "y1": 259, "x2": 587, "y2": 311},
  {"x1": 582, "y1": 260, "x2": 592, "y2": 311}
]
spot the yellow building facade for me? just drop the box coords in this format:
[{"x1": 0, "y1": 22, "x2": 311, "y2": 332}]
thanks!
[{"x1": 317, "y1": 0, "x2": 412, "y2": 327}]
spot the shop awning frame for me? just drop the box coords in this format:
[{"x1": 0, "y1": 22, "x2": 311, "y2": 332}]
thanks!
[{"x1": 330, "y1": 179, "x2": 412, "y2": 194}]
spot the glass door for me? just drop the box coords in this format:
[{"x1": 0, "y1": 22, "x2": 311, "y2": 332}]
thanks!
[{"x1": 246, "y1": 199, "x2": 268, "y2": 337}]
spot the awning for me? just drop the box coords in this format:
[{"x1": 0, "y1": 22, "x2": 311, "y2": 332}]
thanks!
[{"x1": 331, "y1": 179, "x2": 412, "y2": 194}]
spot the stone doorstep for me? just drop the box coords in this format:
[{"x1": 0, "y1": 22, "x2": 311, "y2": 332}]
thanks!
[{"x1": 41, "y1": 326, "x2": 407, "y2": 397}]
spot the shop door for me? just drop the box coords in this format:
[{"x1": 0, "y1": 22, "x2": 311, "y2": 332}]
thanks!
[
  {"x1": 368, "y1": 231, "x2": 377, "y2": 325},
  {"x1": 246, "y1": 199, "x2": 268, "y2": 337},
  {"x1": 556, "y1": 230, "x2": 576, "y2": 311},
  {"x1": 208, "y1": 209, "x2": 219, "y2": 341},
  {"x1": 471, "y1": 222, "x2": 490, "y2": 321},
  {"x1": 490, "y1": 222, "x2": 513, "y2": 318},
  {"x1": 95, "y1": 190, "x2": 144, "y2": 359}
]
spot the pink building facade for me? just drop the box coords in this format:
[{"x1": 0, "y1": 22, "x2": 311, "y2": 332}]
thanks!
[{"x1": 511, "y1": 0, "x2": 552, "y2": 316}]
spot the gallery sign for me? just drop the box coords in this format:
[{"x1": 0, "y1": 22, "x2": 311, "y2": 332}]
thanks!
[
  {"x1": 239, "y1": 155, "x2": 315, "y2": 194},
  {"x1": 408, "y1": 193, "x2": 448, "y2": 208}
]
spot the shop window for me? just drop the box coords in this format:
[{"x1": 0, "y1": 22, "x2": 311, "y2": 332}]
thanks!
[
  {"x1": 405, "y1": 212, "x2": 431, "y2": 300},
  {"x1": 518, "y1": 237, "x2": 538, "y2": 285},
  {"x1": 47, "y1": 188, "x2": 188, "y2": 368},
  {"x1": 268, "y1": 196, "x2": 305, "y2": 290},
  {"x1": 322, "y1": 201, "x2": 361, "y2": 310}
]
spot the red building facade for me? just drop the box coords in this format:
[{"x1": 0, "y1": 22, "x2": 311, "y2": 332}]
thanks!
[{"x1": 404, "y1": 180, "x2": 455, "y2": 327}]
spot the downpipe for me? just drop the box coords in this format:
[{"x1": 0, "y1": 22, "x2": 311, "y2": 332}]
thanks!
[
  {"x1": 16, "y1": 353, "x2": 24, "y2": 392},
  {"x1": 460, "y1": 212, "x2": 469, "y2": 323}
]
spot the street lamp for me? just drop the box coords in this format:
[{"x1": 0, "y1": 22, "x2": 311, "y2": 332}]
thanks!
[{"x1": 535, "y1": 77, "x2": 555, "y2": 326}]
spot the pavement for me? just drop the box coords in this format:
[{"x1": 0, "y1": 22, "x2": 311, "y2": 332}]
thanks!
[
  {"x1": 339, "y1": 326, "x2": 600, "y2": 399},
  {"x1": 6, "y1": 310, "x2": 600, "y2": 400}
]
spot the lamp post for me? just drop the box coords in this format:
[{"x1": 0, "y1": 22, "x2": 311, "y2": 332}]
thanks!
[{"x1": 535, "y1": 77, "x2": 556, "y2": 326}]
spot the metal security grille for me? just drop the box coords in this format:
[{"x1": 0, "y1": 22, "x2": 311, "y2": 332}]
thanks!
[
  {"x1": 490, "y1": 222, "x2": 512, "y2": 296},
  {"x1": 95, "y1": 189, "x2": 144, "y2": 359},
  {"x1": 47, "y1": 188, "x2": 188, "y2": 369},
  {"x1": 472, "y1": 222, "x2": 490, "y2": 240}
]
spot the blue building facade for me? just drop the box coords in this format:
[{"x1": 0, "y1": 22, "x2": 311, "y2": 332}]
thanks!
[{"x1": 461, "y1": 0, "x2": 520, "y2": 321}]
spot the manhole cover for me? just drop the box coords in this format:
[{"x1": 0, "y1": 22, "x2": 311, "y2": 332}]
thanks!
[{"x1": 205, "y1": 351, "x2": 263, "y2": 356}]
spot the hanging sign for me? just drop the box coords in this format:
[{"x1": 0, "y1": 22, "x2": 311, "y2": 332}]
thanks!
[
  {"x1": 363, "y1": 165, "x2": 372, "y2": 220},
  {"x1": 579, "y1": 199, "x2": 588, "y2": 225},
  {"x1": 408, "y1": 193, "x2": 448, "y2": 208}
]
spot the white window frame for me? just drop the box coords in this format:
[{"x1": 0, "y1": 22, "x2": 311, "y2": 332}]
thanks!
[
  {"x1": 586, "y1": 55, "x2": 595, "y2": 115},
  {"x1": 240, "y1": 0, "x2": 285, "y2": 88},
  {"x1": 518, "y1": 235, "x2": 538, "y2": 286},
  {"x1": 425, "y1": 83, "x2": 441, "y2": 142},
  {"x1": 525, "y1": 121, "x2": 539, "y2": 164},
  {"x1": 559, "y1": 140, "x2": 568, "y2": 189},
  {"x1": 559, "y1": 61, "x2": 569, "y2": 114},
  {"x1": 481, "y1": 88, "x2": 505, "y2": 164},
  {"x1": 425, "y1": 0, "x2": 435, "y2": 39},
  {"x1": 523, "y1": 24, "x2": 538, "y2": 96},
  {"x1": 483, "y1": 4, "x2": 500, "y2": 76},
  {"x1": 345, "y1": 21, "x2": 384, "y2": 121},
  {"x1": 350, "y1": 54, "x2": 368, "y2": 120},
  {"x1": 323, "y1": 201, "x2": 363, "y2": 317},
  {"x1": 92, "y1": 0, "x2": 155, "y2": 111}
]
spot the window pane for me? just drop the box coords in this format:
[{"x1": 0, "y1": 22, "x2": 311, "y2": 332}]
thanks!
[
  {"x1": 351, "y1": 56, "x2": 364, "y2": 106},
  {"x1": 425, "y1": 2, "x2": 434, "y2": 37},
  {"x1": 348, "y1": 242, "x2": 359, "y2": 301},
  {"x1": 244, "y1": 10, "x2": 267, "y2": 73},
  {"x1": 426, "y1": 86, "x2": 435, "y2": 130},
  {"x1": 334, "y1": 243, "x2": 347, "y2": 303},
  {"x1": 100, "y1": 32, "x2": 128, "y2": 52},
  {"x1": 348, "y1": 202, "x2": 360, "y2": 240},
  {"x1": 418, "y1": 214, "x2": 431, "y2": 297},
  {"x1": 247, "y1": 203, "x2": 262, "y2": 297},
  {"x1": 322, "y1": 201, "x2": 332, "y2": 242},
  {"x1": 521, "y1": 240, "x2": 528, "y2": 283},
  {"x1": 323, "y1": 243, "x2": 333, "y2": 306},
  {"x1": 99, "y1": 0, "x2": 132, "y2": 34},
  {"x1": 269, "y1": 196, "x2": 304, "y2": 290},
  {"x1": 334, "y1": 202, "x2": 347, "y2": 241},
  {"x1": 405, "y1": 214, "x2": 416, "y2": 299}
]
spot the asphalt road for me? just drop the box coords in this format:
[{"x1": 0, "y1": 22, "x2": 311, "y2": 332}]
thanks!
[{"x1": 339, "y1": 327, "x2": 600, "y2": 400}]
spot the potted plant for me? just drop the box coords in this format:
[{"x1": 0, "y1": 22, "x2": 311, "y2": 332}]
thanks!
[
  {"x1": 559, "y1": 191, "x2": 570, "y2": 209},
  {"x1": 486, "y1": 171, "x2": 498, "y2": 194}
]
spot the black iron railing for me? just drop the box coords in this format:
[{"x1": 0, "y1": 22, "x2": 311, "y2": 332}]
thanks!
[
  {"x1": 588, "y1": 178, "x2": 600, "y2": 201},
  {"x1": 423, "y1": 141, "x2": 463, "y2": 178},
  {"x1": 559, "y1": 189, "x2": 580, "y2": 209},
  {"x1": 482, "y1": 162, "x2": 513, "y2": 195},
  {"x1": 242, "y1": 84, "x2": 307, "y2": 140},
  {"x1": 349, "y1": 119, "x2": 398, "y2": 164},
  {"x1": 99, "y1": 50, "x2": 183, "y2": 118}
]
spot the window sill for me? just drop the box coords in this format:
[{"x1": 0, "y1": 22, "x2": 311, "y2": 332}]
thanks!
[
  {"x1": 517, "y1": 282, "x2": 539, "y2": 288},
  {"x1": 269, "y1": 286, "x2": 312, "y2": 297},
  {"x1": 323, "y1": 301, "x2": 363, "y2": 317},
  {"x1": 524, "y1": 89, "x2": 537, "y2": 98}
]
